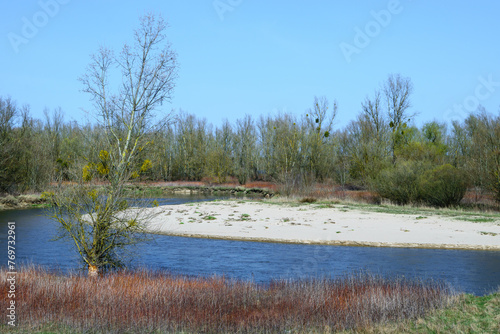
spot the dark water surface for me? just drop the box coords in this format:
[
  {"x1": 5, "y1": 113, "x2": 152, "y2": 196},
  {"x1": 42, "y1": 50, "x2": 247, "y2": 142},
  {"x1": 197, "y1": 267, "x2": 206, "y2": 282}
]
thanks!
[{"x1": 1, "y1": 195, "x2": 499, "y2": 295}]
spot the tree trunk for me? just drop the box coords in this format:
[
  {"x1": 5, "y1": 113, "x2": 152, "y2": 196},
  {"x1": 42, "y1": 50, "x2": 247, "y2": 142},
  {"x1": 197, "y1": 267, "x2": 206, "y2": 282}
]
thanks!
[{"x1": 88, "y1": 264, "x2": 99, "y2": 278}]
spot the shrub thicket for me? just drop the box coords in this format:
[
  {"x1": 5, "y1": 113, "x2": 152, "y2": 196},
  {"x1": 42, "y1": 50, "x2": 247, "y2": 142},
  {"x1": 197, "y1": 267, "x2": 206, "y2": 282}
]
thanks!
[
  {"x1": 375, "y1": 163, "x2": 468, "y2": 207},
  {"x1": 373, "y1": 161, "x2": 425, "y2": 205},
  {"x1": 418, "y1": 164, "x2": 468, "y2": 207}
]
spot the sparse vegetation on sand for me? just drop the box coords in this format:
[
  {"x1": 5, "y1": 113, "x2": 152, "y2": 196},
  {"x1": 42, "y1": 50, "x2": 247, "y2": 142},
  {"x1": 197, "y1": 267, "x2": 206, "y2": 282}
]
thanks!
[
  {"x1": 260, "y1": 196, "x2": 500, "y2": 223},
  {"x1": 0, "y1": 267, "x2": 456, "y2": 333}
]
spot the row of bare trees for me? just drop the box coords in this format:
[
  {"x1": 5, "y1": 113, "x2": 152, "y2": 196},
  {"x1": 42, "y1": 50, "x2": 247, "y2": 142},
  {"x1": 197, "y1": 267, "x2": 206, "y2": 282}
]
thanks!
[
  {"x1": 133, "y1": 97, "x2": 338, "y2": 190},
  {"x1": 2, "y1": 87, "x2": 500, "y2": 204}
]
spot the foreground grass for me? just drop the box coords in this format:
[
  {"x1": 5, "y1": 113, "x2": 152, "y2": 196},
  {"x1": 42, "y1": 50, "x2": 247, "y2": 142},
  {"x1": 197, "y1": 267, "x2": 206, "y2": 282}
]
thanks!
[
  {"x1": 1, "y1": 267, "x2": 454, "y2": 333},
  {"x1": 3, "y1": 294, "x2": 499, "y2": 334},
  {"x1": 344, "y1": 290, "x2": 500, "y2": 333}
]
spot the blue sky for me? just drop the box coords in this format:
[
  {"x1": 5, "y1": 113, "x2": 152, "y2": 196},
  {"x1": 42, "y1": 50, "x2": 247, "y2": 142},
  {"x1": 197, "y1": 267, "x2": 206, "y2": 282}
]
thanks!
[{"x1": 1, "y1": 0, "x2": 500, "y2": 130}]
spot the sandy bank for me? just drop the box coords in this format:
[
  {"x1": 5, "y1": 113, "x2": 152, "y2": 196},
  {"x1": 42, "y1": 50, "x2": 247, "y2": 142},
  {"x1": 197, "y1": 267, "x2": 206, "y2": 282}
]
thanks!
[{"x1": 143, "y1": 200, "x2": 500, "y2": 250}]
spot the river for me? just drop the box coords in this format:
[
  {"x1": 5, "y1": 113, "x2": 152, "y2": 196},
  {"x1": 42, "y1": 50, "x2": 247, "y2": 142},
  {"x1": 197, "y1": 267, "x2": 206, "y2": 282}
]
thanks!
[{"x1": 1, "y1": 195, "x2": 499, "y2": 295}]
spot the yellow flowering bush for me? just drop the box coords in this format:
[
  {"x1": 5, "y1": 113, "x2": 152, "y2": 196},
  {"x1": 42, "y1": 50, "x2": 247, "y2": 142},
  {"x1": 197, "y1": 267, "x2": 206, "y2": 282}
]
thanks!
[
  {"x1": 40, "y1": 191, "x2": 55, "y2": 200},
  {"x1": 82, "y1": 164, "x2": 94, "y2": 182},
  {"x1": 97, "y1": 163, "x2": 109, "y2": 176},
  {"x1": 140, "y1": 159, "x2": 153, "y2": 173},
  {"x1": 99, "y1": 150, "x2": 109, "y2": 161},
  {"x1": 88, "y1": 189, "x2": 98, "y2": 201}
]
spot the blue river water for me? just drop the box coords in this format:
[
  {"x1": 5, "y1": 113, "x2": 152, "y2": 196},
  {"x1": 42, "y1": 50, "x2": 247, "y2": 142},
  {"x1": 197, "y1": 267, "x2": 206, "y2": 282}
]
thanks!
[{"x1": 0, "y1": 196, "x2": 499, "y2": 295}]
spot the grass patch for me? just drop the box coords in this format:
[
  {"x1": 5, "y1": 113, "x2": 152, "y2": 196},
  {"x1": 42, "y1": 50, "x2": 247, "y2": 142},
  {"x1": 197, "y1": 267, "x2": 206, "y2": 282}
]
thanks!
[
  {"x1": 480, "y1": 231, "x2": 498, "y2": 236},
  {"x1": 203, "y1": 215, "x2": 217, "y2": 220},
  {"x1": 353, "y1": 291, "x2": 500, "y2": 333},
  {"x1": 463, "y1": 217, "x2": 497, "y2": 223},
  {"x1": 0, "y1": 267, "x2": 454, "y2": 333}
]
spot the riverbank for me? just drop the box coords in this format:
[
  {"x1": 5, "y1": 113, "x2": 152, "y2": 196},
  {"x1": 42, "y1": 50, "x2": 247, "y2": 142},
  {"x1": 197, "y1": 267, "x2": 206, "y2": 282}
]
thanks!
[
  {"x1": 145, "y1": 199, "x2": 500, "y2": 250},
  {"x1": 0, "y1": 194, "x2": 47, "y2": 211},
  {"x1": 0, "y1": 182, "x2": 274, "y2": 211}
]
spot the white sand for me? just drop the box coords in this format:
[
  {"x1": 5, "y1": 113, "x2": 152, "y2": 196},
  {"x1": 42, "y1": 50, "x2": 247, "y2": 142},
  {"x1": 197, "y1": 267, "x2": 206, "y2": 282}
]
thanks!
[{"x1": 145, "y1": 200, "x2": 500, "y2": 250}]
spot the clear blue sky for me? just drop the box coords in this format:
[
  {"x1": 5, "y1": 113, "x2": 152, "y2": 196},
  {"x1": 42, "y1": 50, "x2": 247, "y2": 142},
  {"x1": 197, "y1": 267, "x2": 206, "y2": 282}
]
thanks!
[{"x1": 2, "y1": 0, "x2": 499, "y2": 130}]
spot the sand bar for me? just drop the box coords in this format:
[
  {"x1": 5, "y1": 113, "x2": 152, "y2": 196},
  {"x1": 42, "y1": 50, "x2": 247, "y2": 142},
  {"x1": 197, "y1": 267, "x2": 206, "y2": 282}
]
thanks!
[{"x1": 145, "y1": 200, "x2": 500, "y2": 250}]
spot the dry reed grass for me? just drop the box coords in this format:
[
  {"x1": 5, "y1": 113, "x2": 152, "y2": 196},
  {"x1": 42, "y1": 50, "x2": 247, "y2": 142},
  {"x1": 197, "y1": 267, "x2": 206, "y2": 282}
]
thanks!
[{"x1": 1, "y1": 267, "x2": 455, "y2": 333}]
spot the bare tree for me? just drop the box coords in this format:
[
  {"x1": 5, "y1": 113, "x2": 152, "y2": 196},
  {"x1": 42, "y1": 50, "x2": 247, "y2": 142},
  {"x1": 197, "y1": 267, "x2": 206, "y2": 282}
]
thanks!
[
  {"x1": 0, "y1": 97, "x2": 18, "y2": 192},
  {"x1": 234, "y1": 115, "x2": 256, "y2": 184},
  {"x1": 44, "y1": 108, "x2": 65, "y2": 183},
  {"x1": 50, "y1": 14, "x2": 178, "y2": 276},
  {"x1": 79, "y1": 14, "x2": 177, "y2": 190},
  {"x1": 383, "y1": 74, "x2": 414, "y2": 162},
  {"x1": 361, "y1": 90, "x2": 385, "y2": 142},
  {"x1": 305, "y1": 96, "x2": 337, "y2": 180},
  {"x1": 305, "y1": 96, "x2": 337, "y2": 136}
]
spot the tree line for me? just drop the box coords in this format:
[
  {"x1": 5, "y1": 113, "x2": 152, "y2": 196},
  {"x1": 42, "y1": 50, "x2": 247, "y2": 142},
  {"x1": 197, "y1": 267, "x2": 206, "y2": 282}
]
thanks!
[{"x1": 1, "y1": 75, "x2": 500, "y2": 207}]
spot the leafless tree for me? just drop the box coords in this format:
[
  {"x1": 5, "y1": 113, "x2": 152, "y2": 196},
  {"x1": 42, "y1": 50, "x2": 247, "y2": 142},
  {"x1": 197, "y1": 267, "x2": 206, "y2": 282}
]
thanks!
[
  {"x1": 304, "y1": 96, "x2": 338, "y2": 181},
  {"x1": 50, "y1": 14, "x2": 178, "y2": 276},
  {"x1": 305, "y1": 96, "x2": 337, "y2": 136},
  {"x1": 234, "y1": 115, "x2": 256, "y2": 184},
  {"x1": 383, "y1": 74, "x2": 414, "y2": 162},
  {"x1": 361, "y1": 90, "x2": 385, "y2": 142}
]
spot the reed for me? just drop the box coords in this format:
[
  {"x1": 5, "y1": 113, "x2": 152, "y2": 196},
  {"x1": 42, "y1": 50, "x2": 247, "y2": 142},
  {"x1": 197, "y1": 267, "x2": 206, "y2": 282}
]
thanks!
[{"x1": 0, "y1": 267, "x2": 455, "y2": 333}]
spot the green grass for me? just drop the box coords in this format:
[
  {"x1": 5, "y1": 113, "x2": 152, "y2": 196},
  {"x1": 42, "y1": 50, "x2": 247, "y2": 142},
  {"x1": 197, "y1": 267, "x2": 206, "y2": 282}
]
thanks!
[
  {"x1": 30, "y1": 203, "x2": 51, "y2": 209},
  {"x1": 464, "y1": 217, "x2": 497, "y2": 223},
  {"x1": 348, "y1": 291, "x2": 500, "y2": 333}
]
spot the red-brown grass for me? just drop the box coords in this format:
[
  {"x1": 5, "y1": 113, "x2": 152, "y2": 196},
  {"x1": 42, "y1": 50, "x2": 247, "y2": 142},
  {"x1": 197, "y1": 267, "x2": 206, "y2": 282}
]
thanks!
[{"x1": 1, "y1": 267, "x2": 455, "y2": 333}]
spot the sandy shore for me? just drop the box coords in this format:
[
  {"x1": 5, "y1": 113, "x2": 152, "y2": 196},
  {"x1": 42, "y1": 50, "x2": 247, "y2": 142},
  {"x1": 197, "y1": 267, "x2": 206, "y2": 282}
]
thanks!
[{"x1": 145, "y1": 200, "x2": 500, "y2": 250}]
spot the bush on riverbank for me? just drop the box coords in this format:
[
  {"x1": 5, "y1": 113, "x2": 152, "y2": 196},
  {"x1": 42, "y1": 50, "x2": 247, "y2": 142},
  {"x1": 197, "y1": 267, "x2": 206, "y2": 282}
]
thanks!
[
  {"x1": 0, "y1": 267, "x2": 454, "y2": 333},
  {"x1": 374, "y1": 163, "x2": 469, "y2": 208},
  {"x1": 418, "y1": 164, "x2": 468, "y2": 207}
]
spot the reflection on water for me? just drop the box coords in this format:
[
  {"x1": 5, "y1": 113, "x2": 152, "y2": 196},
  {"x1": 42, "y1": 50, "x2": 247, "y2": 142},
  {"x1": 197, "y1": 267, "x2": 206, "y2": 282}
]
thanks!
[{"x1": 1, "y1": 195, "x2": 499, "y2": 295}]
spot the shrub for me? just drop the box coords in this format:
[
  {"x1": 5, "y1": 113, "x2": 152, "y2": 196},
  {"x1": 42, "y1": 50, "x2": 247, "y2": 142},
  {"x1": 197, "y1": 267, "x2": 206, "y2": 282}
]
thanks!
[
  {"x1": 275, "y1": 171, "x2": 315, "y2": 197},
  {"x1": 299, "y1": 197, "x2": 317, "y2": 203},
  {"x1": 418, "y1": 164, "x2": 468, "y2": 207},
  {"x1": 373, "y1": 161, "x2": 424, "y2": 205}
]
